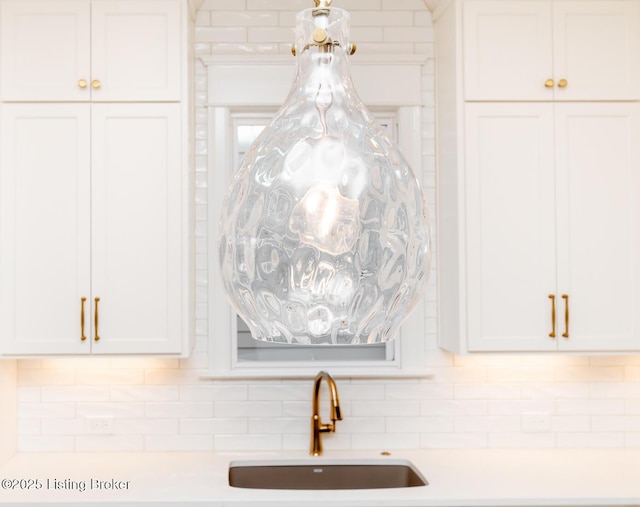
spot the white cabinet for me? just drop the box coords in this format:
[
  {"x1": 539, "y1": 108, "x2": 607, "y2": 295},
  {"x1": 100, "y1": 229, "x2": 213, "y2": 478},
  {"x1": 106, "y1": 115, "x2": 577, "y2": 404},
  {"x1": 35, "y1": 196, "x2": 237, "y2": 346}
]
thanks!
[
  {"x1": 0, "y1": 0, "x2": 181, "y2": 102},
  {"x1": 464, "y1": 102, "x2": 640, "y2": 352},
  {"x1": 435, "y1": 0, "x2": 640, "y2": 354},
  {"x1": 0, "y1": 104, "x2": 186, "y2": 355},
  {"x1": 463, "y1": 1, "x2": 640, "y2": 101},
  {"x1": 0, "y1": 0, "x2": 194, "y2": 357}
]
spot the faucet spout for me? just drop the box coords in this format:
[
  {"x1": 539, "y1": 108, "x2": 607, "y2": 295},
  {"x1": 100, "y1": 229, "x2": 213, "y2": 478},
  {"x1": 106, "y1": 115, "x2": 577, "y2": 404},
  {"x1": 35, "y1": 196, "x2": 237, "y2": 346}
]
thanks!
[{"x1": 310, "y1": 370, "x2": 342, "y2": 456}]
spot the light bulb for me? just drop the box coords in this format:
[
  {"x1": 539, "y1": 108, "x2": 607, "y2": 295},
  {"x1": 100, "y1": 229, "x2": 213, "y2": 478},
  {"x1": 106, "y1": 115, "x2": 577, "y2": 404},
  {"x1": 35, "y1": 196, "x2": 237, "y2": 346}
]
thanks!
[{"x1": 219, "y1": 3, "x2": 431, "y2": 345}]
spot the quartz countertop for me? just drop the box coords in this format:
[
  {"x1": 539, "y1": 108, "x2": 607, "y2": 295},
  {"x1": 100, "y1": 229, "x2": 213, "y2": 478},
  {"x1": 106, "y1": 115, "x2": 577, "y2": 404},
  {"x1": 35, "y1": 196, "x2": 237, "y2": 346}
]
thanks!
[{"x1": 0, "y1": 448, "x2": 639, "y2": 506}]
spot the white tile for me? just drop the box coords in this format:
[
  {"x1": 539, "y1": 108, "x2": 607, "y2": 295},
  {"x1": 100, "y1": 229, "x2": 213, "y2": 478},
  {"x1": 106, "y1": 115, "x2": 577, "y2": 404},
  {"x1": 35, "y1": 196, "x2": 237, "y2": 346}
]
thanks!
[
  {"x1": 551, "y1": 416, "x2": 590, "y2": 432},
  {"x1": 557, "y1": 432, "x2": 624, "y2": 448},
  {"x1": 352, "y1": 432, "x2": 419, "y2": 450},
  {"x1": 385, "y1": 382, "x2": 452, "y2": 400},
  {"x1": 421, "y1": 399, "x2": 487, "y2": 416},
  {"x1": 454, "y1": 383, "x2": 520, "y2": 399},
  {"x1": 196, "y1": 27, "x2": 247, "y2": 43},
  {"x1": 382, "y1": 0, "x2": 428, "y2": 9},
  {"x1": 591, "y1": 415, "x2": 640, "y2": 432},
  {"x1": 489, "y1": 432, "x2": 555, "y2": 448},
  {"x1": 181, "y1": 418, "x2": 248, "y2": 435},
  {"x1": 42, "y1": 387, "x2": 109, "y2": 402},
  {"x1": 17, "y1": 386, "x2": 40, "y2": 402},
  {"x1": 115, "y1": 418, "x2": 179, "y2": 435},
  {"x1": 249, "y1": 417, "x2": 306, "y2": 435},
  {"x1": 488, "y1": 399, "x2": 555, "y2": 416},
  {"x1": 19, "y1": 403, "x2": 75, "y2": 419},
  {"x1": 215, "y1": 401, "x2": 281, "y2": 418},
  {"x1": 421, "y1": 433, "x2": 487, "y2": 449},
  {"x1": 211, "y1": 11, "x2": 278, "y2": 27},
  {"x1": 487, "y1": 367, "x2": 555, "y2": 383},
  {"x1": 76, "y1": 369, "x2": 144, "y2": 386},
  {"x1": 181, "y1": 384, "x2": 247, "y2": 402},
  {"x1": 110, "y1": 386, "x2": 179, "y2": 402},
  {"x1": 340, "y1": 417, "x2": 386, "y2": 434},
  {"x1": 246, "y1": 0, "x2": 307, "y2": 9},
  {"x1": 454, "y1": 416, "x2": 521, "y2": 433},
  {"x1": 556, "y1": 399, "x2": 625, "y2": 416},
  {"x1": 41, "y1": 418, "x2": 85, "y2": 436},
  {"x1": 214, "y1": 434, "x2": 281, "y2": 451},
  {"x1": 555, "y1": 366, "x2": 624, "y2": 382},
  {"x1": 247, "y1": 382, "x2": 308, "y2": 401},
  {"x1": 18, "y1": 369, "x2": 75, "y2": 386},
  {"x1": 248, "y1": 27, "x2": 295, "y2": 43},
  {"x1": 76, "y1": 435, "x2": 144, "y2": 452},
  {"x1": 351, "y1": 11, "x2": 414, "y2": 26},
  {"x1": 17, "y1": 420, "x2": 40, "y2": 436},
  {"x1": 520, "y1": 382, "x2": 589, "y2": 399},
  {"x1": 201, "y1": 0, "x2": 247, "y2": 9},
  {"x1": 145, "y1": 435, "x2": 213, "y2": 451},
  {"x1": 18, "y1": 436, "x2": 74, "y2": 452},
  {"x1": 76, "y1": 403, "x2": 145, "y2": 419},
  {"x1": 352, "y1": 400, "x2": 419, "y2": 417},
  {"x1": 145, "y1": 402, "x2": 213, "y2": 418}
]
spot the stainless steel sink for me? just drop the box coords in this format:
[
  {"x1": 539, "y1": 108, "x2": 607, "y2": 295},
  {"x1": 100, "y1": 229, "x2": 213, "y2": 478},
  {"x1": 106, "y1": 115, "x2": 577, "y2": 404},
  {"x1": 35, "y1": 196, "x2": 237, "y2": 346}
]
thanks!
[{"x1": 228, "y1": 458, "x2": 428, "y2": 490}]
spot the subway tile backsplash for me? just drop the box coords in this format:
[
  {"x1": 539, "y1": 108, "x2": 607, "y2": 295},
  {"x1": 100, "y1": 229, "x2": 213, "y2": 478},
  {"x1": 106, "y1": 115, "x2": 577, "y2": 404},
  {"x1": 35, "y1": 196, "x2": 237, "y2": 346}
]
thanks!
[{"x1": 15, "y1": 2, "x2": 640, "y2": 452}]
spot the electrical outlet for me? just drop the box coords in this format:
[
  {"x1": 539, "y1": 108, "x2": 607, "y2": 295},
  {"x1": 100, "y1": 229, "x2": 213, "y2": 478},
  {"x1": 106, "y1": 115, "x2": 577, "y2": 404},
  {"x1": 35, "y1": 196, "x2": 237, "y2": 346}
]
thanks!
[
  {"x1": 522, "y1": 412, "x2": 551, "y2": 433},
  {"x1": 86, "y1": 416, "x2": 114, "y2": 435}
]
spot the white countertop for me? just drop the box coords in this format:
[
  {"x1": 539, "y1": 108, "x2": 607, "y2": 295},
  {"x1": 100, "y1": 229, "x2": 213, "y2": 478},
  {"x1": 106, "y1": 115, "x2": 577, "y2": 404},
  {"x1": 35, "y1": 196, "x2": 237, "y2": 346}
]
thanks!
[{"x1": 0, "y1": 448, "x2": 639, "y2": 506}]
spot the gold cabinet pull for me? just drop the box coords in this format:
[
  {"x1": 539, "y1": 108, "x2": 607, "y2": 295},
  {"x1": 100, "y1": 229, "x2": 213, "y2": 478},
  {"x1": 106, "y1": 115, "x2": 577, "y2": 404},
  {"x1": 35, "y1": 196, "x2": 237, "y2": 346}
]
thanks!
[
  {"x1": 78, "y1": 79, "x2": 88, "y2": 89},
  {"x1": 92, "y1": 79, "x2": 101, "y2": 90},
  {"x1": 544, "y1": 79, "x2": 555, "y2": 88},
  {"x1": 558, "y1": 79, "x2": 568, "y2": 88},
  {"x1": 548, "y1": 294, "x2": 556, "y2": 338},
  {"x1": 562, "y1": 294, "x2": 569, "y2": 338},
  {"x1": 94, "y1": 297, "x2": 101, "y2": 342},
  {"x1": 80, "y1": 297, "x2": 87, "y2": 341}
]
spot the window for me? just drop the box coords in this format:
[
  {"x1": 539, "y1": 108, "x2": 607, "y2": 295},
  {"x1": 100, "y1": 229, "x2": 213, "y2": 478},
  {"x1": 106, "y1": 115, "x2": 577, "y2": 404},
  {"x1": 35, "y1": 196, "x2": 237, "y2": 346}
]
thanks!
[{"x1": 203, "y1": 56, "x2": 428, "y2": 378}]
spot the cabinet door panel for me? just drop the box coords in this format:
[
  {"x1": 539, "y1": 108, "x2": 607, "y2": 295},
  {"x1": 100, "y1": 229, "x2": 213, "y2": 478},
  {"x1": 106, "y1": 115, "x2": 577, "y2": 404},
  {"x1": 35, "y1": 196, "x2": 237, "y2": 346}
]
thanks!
[
  {"x1": 91, "y1": 1, "x2": 181, "y2": 102},
  {"x1": 555, "y1": 103, "x2": 640, "y2": 350},
  {"x1": 463, "y1": 1, "x2": 553, "y2": 101},
  {"x1": 91, "y1": 104, "x2": 182, "y2": 354},
  {"x1": 465, "y1": 103, "x2": 557, "y2": 351},
  {"x1": 553, "y1": 2, "x2": 640, "y2": 101},
  {"x1": 0, "y1": 1, "x2": 91, "y2": 102},
  {"x1": 0, "y1": 105, "x2": 91, "y2": 355}
]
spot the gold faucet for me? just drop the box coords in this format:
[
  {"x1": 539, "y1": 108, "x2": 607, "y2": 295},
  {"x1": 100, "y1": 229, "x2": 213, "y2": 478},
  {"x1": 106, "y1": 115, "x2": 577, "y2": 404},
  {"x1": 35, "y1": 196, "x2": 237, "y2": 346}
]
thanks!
[{"x1": 310, "y1": 370, "x2": 342, "y2": 456}]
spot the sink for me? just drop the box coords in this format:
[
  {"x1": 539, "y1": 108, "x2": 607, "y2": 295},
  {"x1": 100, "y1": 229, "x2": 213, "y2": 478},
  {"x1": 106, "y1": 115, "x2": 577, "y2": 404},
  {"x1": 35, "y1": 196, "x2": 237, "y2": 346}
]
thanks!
[{"x1": 228, "y1": 458, "x2": 428, "y2": 490}]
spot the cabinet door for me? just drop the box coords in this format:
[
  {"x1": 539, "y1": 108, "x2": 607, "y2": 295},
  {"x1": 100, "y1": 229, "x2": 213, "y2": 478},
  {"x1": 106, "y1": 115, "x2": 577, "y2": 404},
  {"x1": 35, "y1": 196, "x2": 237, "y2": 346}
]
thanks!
[
  {"x1": 0, "y1": 104, "x2": 91, "y2": 355},
  {"x1": 464, "y1": 103, "x2": 557, "y2": 351},
  {"x1": 91, "y1": 1, "x2": 181, "y2": 102},
  {"x1": 553, "y1": 2, "x2": 640, "y2": 101},
  {"x1": 463, "y1": 1, "x2": 553, "y2": 101},
  {"x1": 555, "y1": 103, "x2": 640, "y2": 351},
  {"x1": 0, "y1": 1, "x2": 91, "y2": 102},
  {"x1": 91, "y1": 104, "x2": 183, "y2": 354}
]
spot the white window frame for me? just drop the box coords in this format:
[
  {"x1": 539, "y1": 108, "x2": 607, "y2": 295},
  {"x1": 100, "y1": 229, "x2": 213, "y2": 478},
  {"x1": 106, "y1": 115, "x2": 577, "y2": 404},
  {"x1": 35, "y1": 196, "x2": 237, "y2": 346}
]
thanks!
[{"x1": 203, "y1": 55, "x2": 429, "y2": 379}]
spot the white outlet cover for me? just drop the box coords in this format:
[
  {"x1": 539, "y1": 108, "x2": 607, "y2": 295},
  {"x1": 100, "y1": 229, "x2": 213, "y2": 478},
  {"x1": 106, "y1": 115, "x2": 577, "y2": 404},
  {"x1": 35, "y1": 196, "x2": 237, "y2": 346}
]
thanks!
[{"x1": 86, "y1": 416, "x2": 115, "y2": 435}]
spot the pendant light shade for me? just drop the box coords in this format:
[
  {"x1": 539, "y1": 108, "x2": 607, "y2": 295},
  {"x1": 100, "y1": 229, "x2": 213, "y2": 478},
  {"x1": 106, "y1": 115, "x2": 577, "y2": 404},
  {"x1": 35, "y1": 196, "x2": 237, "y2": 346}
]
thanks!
[{"x1": 218, "y1": 1, "x2": 431, "y2": 345}]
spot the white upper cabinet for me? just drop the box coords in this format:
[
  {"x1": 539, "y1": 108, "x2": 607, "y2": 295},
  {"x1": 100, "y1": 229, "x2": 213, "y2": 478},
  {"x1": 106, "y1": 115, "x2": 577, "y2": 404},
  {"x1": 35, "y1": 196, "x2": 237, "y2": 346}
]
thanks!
[
  {"x1": 463, "y1": 102, "x2": 640, "y2": 352},
  {"x1": 0, "y1": 0, "x2": 181, "y2": 102},
  {"x1": 0, "y1": 105, "x2": 91, "y2": 355},
  {"x1": 463, "y1": 1, "x2": 640, "y2": 101},
  {"x1": 436, "y1": 0, "x2": 640, "y2": 354}
]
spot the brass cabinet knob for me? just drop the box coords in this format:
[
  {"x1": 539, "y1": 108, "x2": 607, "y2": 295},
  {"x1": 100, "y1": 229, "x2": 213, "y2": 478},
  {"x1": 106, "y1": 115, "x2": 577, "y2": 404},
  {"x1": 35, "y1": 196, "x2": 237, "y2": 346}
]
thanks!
[
  {"x1": 544, "y1": 79, "x2": 555, "y2": 88},
  {"x1": 78, "y1": 79, "x2": 88, "y2": 89},
  {"x1": 92, "y1": 79, "x2": 102, "y2": 90},
  {"x1": 558, "y1": 79, "x2": 568, "y2": 88}
]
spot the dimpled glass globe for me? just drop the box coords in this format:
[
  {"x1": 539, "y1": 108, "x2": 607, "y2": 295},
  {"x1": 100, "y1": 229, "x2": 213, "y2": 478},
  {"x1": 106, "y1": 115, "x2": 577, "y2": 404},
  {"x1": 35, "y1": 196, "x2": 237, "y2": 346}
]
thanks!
[{"x1": 218, "y1": 4, "x2": 431, "y2": 345}]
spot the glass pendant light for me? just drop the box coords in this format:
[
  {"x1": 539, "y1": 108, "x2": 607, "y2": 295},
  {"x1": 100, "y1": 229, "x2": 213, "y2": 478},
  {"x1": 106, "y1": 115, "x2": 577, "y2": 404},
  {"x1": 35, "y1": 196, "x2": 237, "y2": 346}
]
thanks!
[{"x1": 219, "y1": 0, "x2": 431, "y2": 345}]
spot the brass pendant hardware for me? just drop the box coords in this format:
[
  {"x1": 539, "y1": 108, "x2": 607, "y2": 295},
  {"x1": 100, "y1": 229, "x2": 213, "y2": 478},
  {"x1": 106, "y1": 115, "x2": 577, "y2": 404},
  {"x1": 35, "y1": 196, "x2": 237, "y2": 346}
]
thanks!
[
  {"x1": 92, "y1": 79, "x2": 101, "y2": 90},
  {"x1": 548, "y1": 294, "x2": 556, "y2": 338},
  {"x1": 94, "y1": 297, "x2": 101, "y2": 341},
  {"x1": 544, "y1": 79, "x2": 554, "y2": 88},
  {"x1": 314, "y1": 0, "x2": 333, "y2": 6},
  {"x1": 80, "y1": 297, "x2": 87, "y2": 341},
  {"x1": 78, "y1": 79, "x2": 88, "y2": 89},
  {"x1": 291, "y1": 45, "x2": 296, "y2": 56},
  {"x1": 562, "y1": 294, "x2": 569, "y2": 338},
  {"x1": 558, "y1": 79, "x2": 568, "y2": 88},
  {"x1": 348, "y1": 42, "x2": 357, "y2": 55},
  {"x1": 312, "y1": 28, "x2": 329, "y2": 44}
]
